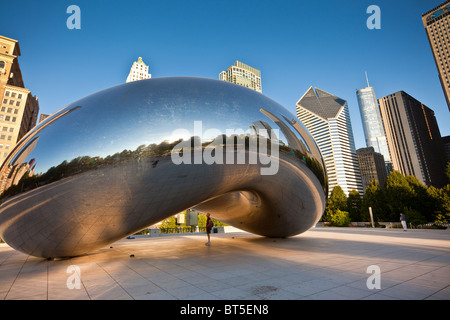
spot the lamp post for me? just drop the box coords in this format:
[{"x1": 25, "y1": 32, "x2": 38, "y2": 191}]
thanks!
[{"x1": 369, "y1": 207, "x2": 375, "y2": 228}]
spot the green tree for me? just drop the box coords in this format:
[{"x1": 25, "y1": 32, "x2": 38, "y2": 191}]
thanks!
[
  {"x1": 403, "y1": 206, "x2": 427, "y2": 226},
  {"x1": 361, "y1": 179, "x2": 385, "y2": 221},
  {"x1": 428, "y1": 185, "x2": 450, "y2": 223},
  {"x1": 159, "y1": 216, "x2": 178, "y2": 228},
  {"x1": 323, "y1": 185, "x2": 347, "y2": 222},
  {"x1": 446, "y1": 162, "x2": 450, "y2": 184},
  {"x1": 347, "y1": 189, "x2": 362, "y2": 221},
  {"x1": 384, "y1": 171, "x2": 413, "y2": 221},
  {"x1": 329, "y1": 209, "x2": 351, "y2": 227},
  {"x1": 195, "y1": 213, "x2": 228, "y2": 227},
  {"x1": 328, "y1": 185, "x2": 348, "y2": 210},
  {"x1": 405, "y1": 175, "x2": 434, "y2": 222}
]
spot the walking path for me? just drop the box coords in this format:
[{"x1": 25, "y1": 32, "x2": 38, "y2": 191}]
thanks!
[{"x1": 0, "y1": 227, "x2": 449, "y2": 300}]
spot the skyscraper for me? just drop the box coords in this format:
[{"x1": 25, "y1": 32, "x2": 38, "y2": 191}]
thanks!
[
  {"x1": 39, "y1": 113, "x2": 50, "y2": 124},
  {"x1": 378, "y1": 91, "x2": 446, "y2": 188},
  {"x1": 422, "y1": 1, "x2": 450, "y2": 111},
  {"x1": 442, "y1": 135, "x2": 450, "y2": 162},
  {"x1": 126, "y1": 57, "x2": 151, "y2": 83},
  {"x1": 357, "y1": 146, "x2": 387, "y2": 191},
  {"x1": 0, "y1": 35, "x2": 39, "y2": 168},
  {"x1": 297, "y1": 87, "x2": 363, "y2": 196},
  {"x1": 219, "y1": 61, "x2": 262, "y2": 93},
  {"x1": 356, "y1": 75, "x2": 392, "y2": 173}
]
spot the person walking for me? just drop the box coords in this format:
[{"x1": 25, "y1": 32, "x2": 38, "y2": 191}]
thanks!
[
  {"x1": 400, "y1": 213, "x2": 407, "y2": 231},
  {"x1": 205, "y1": 213, "x2": 213, "y2": 246}
]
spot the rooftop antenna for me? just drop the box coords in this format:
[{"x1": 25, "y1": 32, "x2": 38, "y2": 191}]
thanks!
[{"x1": 365, "y1": 72, "x2": 370, "y2": 87}]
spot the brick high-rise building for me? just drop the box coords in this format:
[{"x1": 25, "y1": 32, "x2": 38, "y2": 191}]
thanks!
[{"x1": 0, "y1": 35, "x2": 39, "y2": 168}]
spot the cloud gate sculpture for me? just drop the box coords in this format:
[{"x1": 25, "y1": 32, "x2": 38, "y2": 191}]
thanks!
[{"x1": 0, "y1": 77, "x2": 327, "y2": 258}]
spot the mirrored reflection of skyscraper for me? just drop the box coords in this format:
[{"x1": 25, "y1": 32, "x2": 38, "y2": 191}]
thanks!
[
  {"x1": 297, "y1": 87, "x2": 363, "y2": 196},
  {"x1": 356, "y1": 78, "x2": 392, "y2": 173}
]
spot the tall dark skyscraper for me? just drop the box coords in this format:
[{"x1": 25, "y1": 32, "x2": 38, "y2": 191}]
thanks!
[
  {"x1": 442, "y1": 135, "x2": 450, "y2": 162},
  {"x1": 378, "y1": 91, "x2": 446, "y2": 188},
  {"x1": 422, "y1": 1, "x2": 450, "y2": 111},
  {"x1": 357, "y1": 147, "x2": 387, "y2": 191}
]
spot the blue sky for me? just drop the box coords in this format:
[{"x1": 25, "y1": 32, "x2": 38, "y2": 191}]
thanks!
[{"x1": 1, "y1": 0, "x2": 449, "y2": 149}]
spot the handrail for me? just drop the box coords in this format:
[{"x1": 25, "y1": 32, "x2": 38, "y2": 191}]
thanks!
[{"x1": 158, "y1": 226, "x2": 208, "y2": 234}]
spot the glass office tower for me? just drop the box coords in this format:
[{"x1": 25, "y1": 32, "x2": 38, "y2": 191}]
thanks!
[
  {"x1": 297, "y1": 87, "x2": 364, "y2": 196},
  {"x1": 356, "y1": 85, "x2": 392, "y2": 173}
]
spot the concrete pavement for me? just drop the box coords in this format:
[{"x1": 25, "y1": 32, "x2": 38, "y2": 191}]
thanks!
[{"x1": 0, "y1": 227, "x2": 449, "y2": 300}]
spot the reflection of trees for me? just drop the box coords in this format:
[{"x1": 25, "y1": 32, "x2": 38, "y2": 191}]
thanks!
[
  {"x1": 279, "y1": 145, "x2": 327, "y2": 194},
  {"x1": 0, "y1": 139, "x2": 184, "y2": 200},
  {"x1": 0, "y1": 133, "x2": 327, "y2": 200},
  {"x1": 188, "y1": 133, "x2": 327, "y2": 193},
  {"x1": 304, "y1": 153, "x2": 327, "y2": 194}
]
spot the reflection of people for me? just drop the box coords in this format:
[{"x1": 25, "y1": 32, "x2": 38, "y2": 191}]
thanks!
[
  {"x1": 205, "y1": 213, "x2": 212, "y2": 246},
  {"x1": 400, "y1": 213, "x2": 407, "y2": 231}
]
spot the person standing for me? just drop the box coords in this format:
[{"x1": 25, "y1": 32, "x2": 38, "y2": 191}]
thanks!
[
  {"x1": 205, "y1": 213, "x2": 213, "y2": 246},
  {"x1": 400, "y1": 213, "x2": 407, "y2": 231}
]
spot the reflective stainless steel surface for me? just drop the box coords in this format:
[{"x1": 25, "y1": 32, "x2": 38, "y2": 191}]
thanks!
[{"x1": 0, "y1": 77, "x2": 326, "y2": 258}]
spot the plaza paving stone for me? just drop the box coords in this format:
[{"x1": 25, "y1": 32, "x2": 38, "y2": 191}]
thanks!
[{"x1": 0, "y1": 227, "x2": 449, "y2": 300}]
